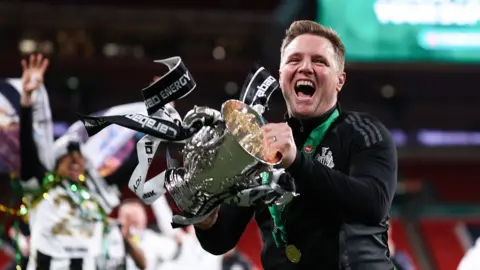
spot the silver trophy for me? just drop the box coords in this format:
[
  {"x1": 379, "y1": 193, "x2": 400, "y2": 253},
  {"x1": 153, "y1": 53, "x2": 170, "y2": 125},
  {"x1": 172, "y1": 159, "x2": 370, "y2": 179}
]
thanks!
[
  {"x1": 164, "y1": 99, "x2": 282, "y2": 218},
  {"x1": 79, "y1": 58, "x2": 289, "y2": 224}
]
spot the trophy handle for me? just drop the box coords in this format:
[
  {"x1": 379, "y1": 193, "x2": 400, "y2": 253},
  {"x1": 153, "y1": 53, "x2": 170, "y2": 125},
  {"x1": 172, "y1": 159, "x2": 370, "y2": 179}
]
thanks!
[
  {"x1": 183, "y1": 106, "x2": 222, "y2": 129},
  {"x1": 184, "y1": 126, "x2": 225, "y2": 153}
]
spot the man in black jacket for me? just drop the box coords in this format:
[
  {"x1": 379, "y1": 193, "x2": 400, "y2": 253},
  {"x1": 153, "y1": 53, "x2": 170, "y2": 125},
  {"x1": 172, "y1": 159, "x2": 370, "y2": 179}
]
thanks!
[{"x1": 194, "y1": 20, "x2": 398, "y2": 270}]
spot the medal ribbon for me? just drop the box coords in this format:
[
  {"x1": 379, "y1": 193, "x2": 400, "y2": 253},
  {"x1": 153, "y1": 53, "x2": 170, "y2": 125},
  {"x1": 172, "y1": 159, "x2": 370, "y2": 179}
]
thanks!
[{"x1": 266, "y1": 108, "x2": 340, "y2": 248}]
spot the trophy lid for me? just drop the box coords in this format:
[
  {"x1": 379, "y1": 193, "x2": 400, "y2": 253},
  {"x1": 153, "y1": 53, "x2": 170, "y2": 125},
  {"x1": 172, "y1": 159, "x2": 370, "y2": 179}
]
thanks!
[{"x1": 221, "y1": 99, "x2": 282, "y2": 165}]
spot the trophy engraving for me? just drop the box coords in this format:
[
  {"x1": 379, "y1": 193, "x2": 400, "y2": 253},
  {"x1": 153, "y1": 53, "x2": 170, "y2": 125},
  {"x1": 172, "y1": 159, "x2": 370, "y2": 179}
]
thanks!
[{"x1": 164, "y1": 100, "x2": 281, "y2": 218}]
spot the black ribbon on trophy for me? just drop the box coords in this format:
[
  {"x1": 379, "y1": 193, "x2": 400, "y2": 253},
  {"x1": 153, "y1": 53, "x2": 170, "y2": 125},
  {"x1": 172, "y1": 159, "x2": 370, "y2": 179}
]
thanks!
[
  {"x1": 141, "y1": 57, "x2": 195, "y2": 115},
  {"x1": 239, "y1": 63, "x2": 280, "y2": 113},
  {"x1": 78, "y1": 57, "x2": 295, "y2": 226},
  {"x1": 78, "y1": 56, "x2": 209, "y2": 141}
]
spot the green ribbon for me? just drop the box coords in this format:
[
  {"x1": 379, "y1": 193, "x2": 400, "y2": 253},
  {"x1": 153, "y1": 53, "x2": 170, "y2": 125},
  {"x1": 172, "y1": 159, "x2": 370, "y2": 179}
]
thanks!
[{"x1": 265, "y1": 109, "x2": 340, "y2": 247}]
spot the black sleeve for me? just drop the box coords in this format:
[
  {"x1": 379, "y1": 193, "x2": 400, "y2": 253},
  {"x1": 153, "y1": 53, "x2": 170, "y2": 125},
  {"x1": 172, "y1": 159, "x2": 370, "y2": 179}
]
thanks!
[
  {"x1": 20, "y1": 106, "x2": 48, "y2": 182},
  {"x1": 195, "y1": 204, "x2": 255, "y2": 255},
  {"x1": 286, "y1": 115, "x2": 397, "y2": 224},
  {"x1": 19, "y1": 220, "x2": 30, "y2": 236}
]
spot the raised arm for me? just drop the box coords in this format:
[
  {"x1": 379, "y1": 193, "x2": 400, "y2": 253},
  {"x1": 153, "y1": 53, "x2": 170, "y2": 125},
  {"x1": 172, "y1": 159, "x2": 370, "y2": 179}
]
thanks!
[{"x1": 19, "y1": 54, "x2": 50, "y2": 182}]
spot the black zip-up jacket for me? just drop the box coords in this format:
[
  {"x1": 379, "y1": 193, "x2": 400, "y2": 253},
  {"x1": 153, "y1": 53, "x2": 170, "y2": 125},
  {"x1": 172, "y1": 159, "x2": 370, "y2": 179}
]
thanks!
[{"x1": 195, "y1": 106, "x2": 398, "y2": 270}]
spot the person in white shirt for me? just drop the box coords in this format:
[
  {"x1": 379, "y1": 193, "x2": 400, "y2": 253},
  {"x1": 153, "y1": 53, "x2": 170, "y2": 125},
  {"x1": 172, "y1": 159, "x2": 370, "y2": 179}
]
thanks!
[
  {"x1": 19, "y1": 53, "x2": 136, "y2": 270},
  {"x1": 150, "y1": 181, "x2": 224, "y2": 270},
  {"x1": 458, "y1": 237, "x2": 480, "y2": 270},
  {"x1": 20, "y1": 54, "x2": 107, "y2": 270},
  {"x1": 101, "y1": 199, "x2": 180, "y2": 270}
]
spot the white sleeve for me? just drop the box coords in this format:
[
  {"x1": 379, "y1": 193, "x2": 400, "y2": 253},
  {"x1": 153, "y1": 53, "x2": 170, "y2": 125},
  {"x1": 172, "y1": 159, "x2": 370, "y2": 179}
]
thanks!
[
  {"x1": 151, "y1": 196, "x2": 175, "y2": 237},
  {"x1": 144, "y1": 250, "x2": 159, "y2": 270},
  {"x1": 458, "y1": 242, "x2": 480, "y2": 270},
  {"x1": 142, "y1": 230, "x2": 179, "y2": 270}
]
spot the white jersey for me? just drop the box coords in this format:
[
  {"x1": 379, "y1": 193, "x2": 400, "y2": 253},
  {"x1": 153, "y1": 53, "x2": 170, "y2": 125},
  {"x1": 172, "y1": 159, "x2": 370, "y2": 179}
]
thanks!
[
  {"x1": 150, "y1": 196, "x2": 224, "y2": 270},
  {"x1": 458, "y1": 237, "x2": 480, "y2": 270},
  {"x1": 101, "y1": 225, "x2": 180, "y2": 270},
  {"x1": 27, "y1": 186, "x2": 104, "y2": 264},
  {"x1": 158, "y1": 233, "x2": 223, "y2": 270},
  {"x1": 151, "y1": 196, "x2": 176, "y2": 238}
]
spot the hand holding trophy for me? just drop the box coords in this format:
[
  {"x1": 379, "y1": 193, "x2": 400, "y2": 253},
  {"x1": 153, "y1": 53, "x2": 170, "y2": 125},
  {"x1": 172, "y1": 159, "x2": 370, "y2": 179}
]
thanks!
[{"x1": 79, "y1": 58, "x2": 296, "y2": 226}]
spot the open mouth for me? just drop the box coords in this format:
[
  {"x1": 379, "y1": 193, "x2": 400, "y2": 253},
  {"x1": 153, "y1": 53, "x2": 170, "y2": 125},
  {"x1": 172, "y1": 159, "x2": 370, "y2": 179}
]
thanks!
[{"x1": 294, "y1": 80, "x2": 315, "y2": 100}]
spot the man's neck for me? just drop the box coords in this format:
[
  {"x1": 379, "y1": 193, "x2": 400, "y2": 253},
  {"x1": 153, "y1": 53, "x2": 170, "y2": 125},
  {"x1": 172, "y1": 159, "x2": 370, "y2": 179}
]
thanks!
[
  {"x1": 288, "y1": 103, "x2": 337, "y2": 121},
  {"x1": 286, "y1": 103, "x2": 338, "y2": 135},
  {"x1": 317, "y1": 104, "x2": 337, "y2": 121}
]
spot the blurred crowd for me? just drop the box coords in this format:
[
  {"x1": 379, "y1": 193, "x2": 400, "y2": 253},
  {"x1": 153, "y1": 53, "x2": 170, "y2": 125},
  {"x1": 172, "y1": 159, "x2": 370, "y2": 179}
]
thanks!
[{"x1": 0, "y1": 53, "x2": 255, "y2": 270}]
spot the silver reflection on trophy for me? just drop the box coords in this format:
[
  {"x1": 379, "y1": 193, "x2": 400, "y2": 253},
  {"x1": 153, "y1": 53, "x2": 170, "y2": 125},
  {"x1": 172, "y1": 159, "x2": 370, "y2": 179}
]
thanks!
[{"x1": 164, "y1": 100, "x2": 282, "y2": 217}]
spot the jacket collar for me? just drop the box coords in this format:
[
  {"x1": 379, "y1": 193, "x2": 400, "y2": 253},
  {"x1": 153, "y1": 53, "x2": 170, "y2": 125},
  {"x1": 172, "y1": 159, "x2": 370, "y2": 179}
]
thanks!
[{"x1": 285, "y1": 103, "x2": 342, "y2": 134}]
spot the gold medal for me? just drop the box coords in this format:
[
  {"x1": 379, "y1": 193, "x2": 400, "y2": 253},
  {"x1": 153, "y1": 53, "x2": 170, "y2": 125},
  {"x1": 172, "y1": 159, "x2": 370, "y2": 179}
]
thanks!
[{"x1": 285, "y1": 244, "x2": 302, "y2": 263}]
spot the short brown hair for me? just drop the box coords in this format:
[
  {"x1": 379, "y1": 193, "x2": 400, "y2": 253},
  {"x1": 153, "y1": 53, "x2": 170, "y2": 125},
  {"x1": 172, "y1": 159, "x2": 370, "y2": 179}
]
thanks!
[{"x1": 280, "y1": 20, "x2": 346, "y2": 70}]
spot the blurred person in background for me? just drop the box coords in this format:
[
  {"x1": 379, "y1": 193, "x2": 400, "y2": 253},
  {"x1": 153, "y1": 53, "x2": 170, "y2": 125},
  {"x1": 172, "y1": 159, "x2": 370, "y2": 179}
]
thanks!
[
  {"x1": 195, "y1": 20, "x2": 397, "y2": 270},
  {"x1": 19, "y1": 54, "x2": 134, "y2": 270},
  {"x1": 387, "y1": 222, "x2": 415, "y2": 270},
  {"x1": 457, "y1": 237, "x2": 480, "y2": 270},
  {"x1": 147, "y1": 147, "x2": 227, "y2": 270},
  {"x1": 0, "y1": 95, "x2": 20, "y2": 174},
  {"x1": 157, "y1": 225, "x2": 224, "y2": 270},
  {"x1": 100, "y1": 199, "x2": 179, "y2": 270},
  {"x1": 20, "y1": 53, "x2": 103, "y2": 269},
  {"x1": 3, "y1": 220, "x2": 30, "y2": 270}
]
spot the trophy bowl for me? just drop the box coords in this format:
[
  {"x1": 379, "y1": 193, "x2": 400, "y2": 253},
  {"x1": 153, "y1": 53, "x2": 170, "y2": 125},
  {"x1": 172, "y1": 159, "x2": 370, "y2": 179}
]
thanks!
[
  {"x1": 164, "y1": 100, "x2": 282, "y2": 217},
  {"x1": 222, "y1": 99, "x2": 282, "y2": 165}
]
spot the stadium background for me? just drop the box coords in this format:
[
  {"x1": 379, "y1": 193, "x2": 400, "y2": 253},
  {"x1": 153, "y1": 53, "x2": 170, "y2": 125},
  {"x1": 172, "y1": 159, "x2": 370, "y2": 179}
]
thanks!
[{"x1": 1, "y1": 0, "x2": 480, "y2": 269}]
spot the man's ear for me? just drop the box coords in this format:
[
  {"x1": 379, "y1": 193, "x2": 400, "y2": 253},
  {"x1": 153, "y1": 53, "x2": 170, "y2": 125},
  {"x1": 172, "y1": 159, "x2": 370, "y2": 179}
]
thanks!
[{"x1": 336, "y1": 72, "x2": 346, "y2": 93}]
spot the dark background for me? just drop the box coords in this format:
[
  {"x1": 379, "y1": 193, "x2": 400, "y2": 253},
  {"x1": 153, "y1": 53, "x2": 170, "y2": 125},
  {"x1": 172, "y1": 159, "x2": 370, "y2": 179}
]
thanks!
[{"x1": 0, "y1": 1, "x2": 479, "y2": 270}]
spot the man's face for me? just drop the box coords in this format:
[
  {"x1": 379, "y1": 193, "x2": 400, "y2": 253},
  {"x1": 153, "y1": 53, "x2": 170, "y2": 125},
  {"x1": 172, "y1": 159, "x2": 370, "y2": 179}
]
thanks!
[
  {"x1": 279, "y1": 34, "x2": 346, "y2": 119},
  {"x1": 57, "y1": 151, "x2": 86, "y2": 180},
  {"x1": 118, "y1": 203, "x2": 147, "y2": 232}
]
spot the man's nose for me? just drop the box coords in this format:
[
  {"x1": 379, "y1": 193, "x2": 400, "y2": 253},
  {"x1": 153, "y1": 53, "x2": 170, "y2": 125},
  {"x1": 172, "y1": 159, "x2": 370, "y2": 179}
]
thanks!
[{"x1": 298, "y1": 59, "x2": 313, "y2": 74}]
